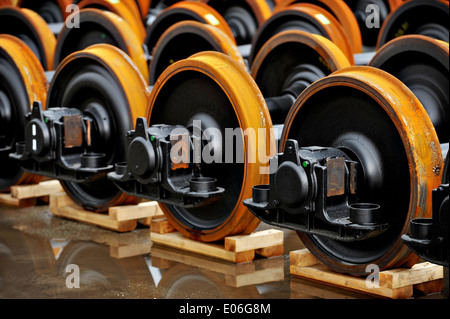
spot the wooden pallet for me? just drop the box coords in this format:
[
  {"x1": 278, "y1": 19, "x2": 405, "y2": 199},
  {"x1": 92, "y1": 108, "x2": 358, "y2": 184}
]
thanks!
[
  {"x1": 290, "y1": 249, "x2": 444, "y2": 299},
  {"x1": 151, "y1": 245, "x2": 285, "y2": 288},
  {"x1": 49, "y1": 192, "x2": 164, "y2": 232},
  {"x1": 150, "y1": 218, "x2": 284, "y2": 263},
  {"x1": 0, "y1": 180, "x2": 64, "y2": 207}
]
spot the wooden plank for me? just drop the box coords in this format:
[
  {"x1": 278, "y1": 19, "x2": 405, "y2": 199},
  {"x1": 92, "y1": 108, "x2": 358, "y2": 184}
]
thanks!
[
  {"x1": 224, "y1": 229, "x2": 284, "y2": 252},
  {"x1": 109, "y1": 201, "x2": 162, "y2": 221},
  {"x1": 256, "y1": 244, "x2": 284, "y2": 258},
  {"x1": 49, "y1": 193, "x2": 164, "y2": 232},
  {"x1": 150, "y1": 217, "x2": 176, "y2": 234},
  {"x1": 10, "y1": 180, "x2": 64, "y2": 199},
  {"x1": 49, "y1": 192, "x2": 74, "y2": 207},
  {"x1": 379, "y1": 262, "x2": 443, "y2": 289},
  {"x1": 150, "y1": 231, "x2": 255, "y2": 263},
  {"x1": 290, "y1": 263, "x2": 413, "y2": 299},
  {"x1": 0, "y1": 193, "x2": 37, "y2": 207},
  {"x1": 289, "y1": 249, "x2": 444, "y2": 299},
  {"x1": 290, "y1": 249, "x2": 319, "y2": 267},
  {"x1": 51, "y1": 204, "x2": 137, "y2": 232},
  {"x1": 109, "y1": 243, "x2": 152, "y2": 259}
]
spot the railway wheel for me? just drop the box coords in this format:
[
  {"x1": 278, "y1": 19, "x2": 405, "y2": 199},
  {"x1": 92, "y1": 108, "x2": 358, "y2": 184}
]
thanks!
[
  {"x1": 199, "y1": 0, "x2": 272, "y2": 45},
  {"x1": 0, "y1": 35, "x2": 47, "y2": 191},
  {"x1": 369, "y1": 35, "x2": 449, "y2": 144},
  {"x1": 54, "y1": 8, "x2": 149, "y2": 82},
  {"x1": 377, "y1": 0, "x2": 449, "y2": 48},
  {"x1": 145, "y1": 1, "x2": 236, "y2": 58},
  {"x1": 0, "y1": 6, "x2": 56, "y2": 70},
  {"x1": 274, "y1": 0, "x2": 362, "y2": 54},
  {"x1": 18, "y1": 0, "x2": 72, "y2": 22},
  {"x1": 251, "y1": 30, "x2": 351, "y2": 124},
  {"x1": 47, "y1": 44, "x2": 150, "y2": 212},
  {"x1": 77, "y1": 0, "x2": 146, "y2": 41},
  {"x1": 249, "y1": 3, "x2": 354, "y2": 66},
  {"x1": 279, "y1": 66, "x2": 443, "y2": 275},
  {"x1": 135, "y1": 0, "x2": 150, "y2": 19},
  {"x1": 149, "y1": 20, "x2": 244, "y2": 85},
  {"x1": 146, "y1": 51, "x2": 274, "y2": 242}
]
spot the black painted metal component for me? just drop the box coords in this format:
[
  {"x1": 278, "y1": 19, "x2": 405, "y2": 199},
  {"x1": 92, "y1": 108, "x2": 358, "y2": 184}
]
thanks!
[
  {"x1": 263, "y1": 64, "x2": 326, "y2": 124},
  {"x1": 108, "y1": 117, "x2": 224, "y2": 208},
  {"x1": 377, "y1": 0, "x2": 449, "y2": 48},
  {"x1": 402, "y1": 153, "x2": 449, "y2": 267},
  {"x1": 244, "y1": 139, "x2": 388, "y2": 242},
  {"x1": 10, "y1": 101, "x2": 113, "y2": 182}
]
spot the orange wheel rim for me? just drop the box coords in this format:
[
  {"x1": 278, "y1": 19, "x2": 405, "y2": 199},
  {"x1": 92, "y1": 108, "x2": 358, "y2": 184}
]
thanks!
[
  {"x1": 274, "y1": 0, "x2": 362, "y2": 53},
  {"x1": 250, "y1": 3, "x2": 354, "y2": 66},
  {"x1": 201, "y1": 0, "x2": 272, "y2": 26},
  {"x1": 0, "y1": 6, "x2": 56, "y2": 70},
  {"x1": 49, "y1": 44, "x2": 150, "y2": 211},
  {"x1": 281, "y1": 66, "x2": 443, "y2": 274},
  {"x1": 251, "y1": 30, "x2": 351, "y2": 79},
  {"x1": 147, "y1": 51, "x2": 274, "y2": 242},
  {"x1": 169, "y1": 1, "x2": 236, "y2": 43},
  {"x1": 0, "y1": 34, "x2": 47, "y2": 189},
  {"x1": 145, "y1": 0, "x2": 236, "y2": 54},
  {"x1": 135, "y1": 0, "x2": 150, "y2": 19},
  {"x1": 78, "y1": 0, "x2": 146, "y2": 42},
  {"x1": 150, "y1": 20, "x2": 244, "y2": 85},
  {"x1": 54, "y1": 8, "x2": 149, "y2": 82},
  {"x1": 0, "y1": 0, "x2": 14, "y2": 6}
]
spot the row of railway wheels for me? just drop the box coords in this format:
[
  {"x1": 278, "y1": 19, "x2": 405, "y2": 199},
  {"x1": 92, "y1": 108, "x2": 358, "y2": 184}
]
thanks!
[{"x1": 0, "y1": 0, "x2": 448, "y2": 276}]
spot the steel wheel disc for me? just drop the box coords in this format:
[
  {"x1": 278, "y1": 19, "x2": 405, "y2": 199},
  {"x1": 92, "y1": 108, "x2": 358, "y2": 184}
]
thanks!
[
  {"x1": 54, "y1": 8, "x2": 149, "y2": 81},
  {"x1": 48, "y1": 44, "x2": 149, "y2": 212},
  {"x1": 145, "y1": 1, "x2": 236, "y2": 57},
  {"x1": 0, "y1": 35, "x2": 47, "y2": 191},
  {"x1": 250, "y1": 30, "x2": 351, "y2": 123},
  {"x1": 369, "y1": 35, "x2": 449, "y2": 144},
  {"x1": 78, "y1": 0, "x2": 146, "y2": 41},
  {"x1": 149, "y1": 20, "x2": 244, "y2": 85},
  {"x1": 281, "y1": 66, "x2": 443, "y2": 275},
  {"x1": 147, "y1": 51, "x2": 273, "y2": 242},
  {"x1": 249, "y1": 3, "x2": 354, "y2": 66},
  {"x1": 0, "y1": 6, "x2": 56, "y2": 70},
  {"x1": 377, "y1": 0, "x2": 449, "y2": 49}
]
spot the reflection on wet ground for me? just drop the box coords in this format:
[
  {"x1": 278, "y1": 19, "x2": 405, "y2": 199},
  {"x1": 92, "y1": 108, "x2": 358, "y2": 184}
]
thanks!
[{"x1": 0, "y1": 202, "x2": 444, "y2": 300}]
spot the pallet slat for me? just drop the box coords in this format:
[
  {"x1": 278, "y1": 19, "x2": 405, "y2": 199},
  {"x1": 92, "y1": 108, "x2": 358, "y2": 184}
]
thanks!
[
  {"x1": 289, "y1": 249, "x2": 444, "y2": 299},
  {"x1": 10, "y1": 180, "x2": 63, "y2": 199},
  {"x1": 150, "y1": 220, "x2": 284, "y2": 263},
  {"x1": 0, "y1": 180, "x2": 63, "y2": 207},
  {"x1": 49, "y1": 192, "x2": 163, "y2": 232}
]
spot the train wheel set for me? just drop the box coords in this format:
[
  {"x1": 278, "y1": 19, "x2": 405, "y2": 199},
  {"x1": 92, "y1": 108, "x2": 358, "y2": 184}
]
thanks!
[{"x1": 0, "y1": 0, "x2": 448, "y2": 282}]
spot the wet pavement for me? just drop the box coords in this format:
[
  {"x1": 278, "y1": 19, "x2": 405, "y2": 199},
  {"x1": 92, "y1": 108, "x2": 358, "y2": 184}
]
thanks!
[{"x1": 0, "y1": 201, "x2": 445, "y2": 300}]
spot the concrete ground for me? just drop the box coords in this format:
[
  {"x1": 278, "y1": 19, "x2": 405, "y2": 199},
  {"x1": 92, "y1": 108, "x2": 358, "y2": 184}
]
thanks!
[{"x1": 0, "y1": 201, "x2": 445, "y2": 300}]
